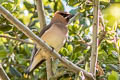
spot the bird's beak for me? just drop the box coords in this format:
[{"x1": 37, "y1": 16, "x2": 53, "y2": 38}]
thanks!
[
  {"x1": 67, "y1": 14, "x2": 74, "y2": 19},
  {"x1": 65, "y1": 14, "x2": 74, "y2": 22}
]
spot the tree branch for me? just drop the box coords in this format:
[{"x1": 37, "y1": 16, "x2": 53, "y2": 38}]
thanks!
[
  {"x1": 0, "y1": 35, "x2": 34, "y2": 45},
  {"x1": 98, "y1": 11, "x2": 106, "y2": 45},
  {"x1": 36, "y1": 0, "x2": 53, "y2": 79},
  {"x1": 90, "y1": 0, "x2": 99, "y2": 76},
  {"x1": 36, "y1": 0, "x2": 46, "y2": 31},
  {"x1": 68, "y1": 12, "x2": 80, "y2": 24},
  {"x1": 0, "y1": 64, "x2": 10, "y2": 80},
  {"x1": 0, "y1": 5, "x2": 95, "y2": 80},
  {"x1": 46, "y1": 57, "x2": 54, "y2": 79}
]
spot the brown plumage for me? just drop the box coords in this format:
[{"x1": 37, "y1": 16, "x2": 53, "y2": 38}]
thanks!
[{"x1": 26, "y1": 11, "x2": 74, "y2": 73}]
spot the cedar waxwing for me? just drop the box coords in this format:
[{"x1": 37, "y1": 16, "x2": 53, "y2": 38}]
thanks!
[{"x1": 26, "y1": 11, "x2": 74, "y2": 73}]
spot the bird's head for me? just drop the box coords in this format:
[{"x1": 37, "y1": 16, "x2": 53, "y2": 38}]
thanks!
[{"x1": 51, "y1": 11, "x2": 74, "y2": 25}]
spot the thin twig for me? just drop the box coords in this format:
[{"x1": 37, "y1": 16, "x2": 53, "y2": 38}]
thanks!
[
  {"x1": 98, "y1": 11, "x2": 106, "y2": 45},
  {"x1": 68, "y1": 12, "x2": 80, "y2": 24},
  {"x1": 90, "y1": 0, "x2": 99, "y2": 76},
  {"x1": 76, "y1": 58, "x2": 85, "y2": 65},
  {"x1": 0, "y1": 35, "x2": 34, "y2": 45},
  {"x1": 99, "y1": 11, "x2": 105, "y2": 32},
  {"x1": 0, "y1": 5, "x2": 95, "y2": 80}
]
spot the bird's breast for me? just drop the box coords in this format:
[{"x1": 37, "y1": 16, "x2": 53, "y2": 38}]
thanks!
[{"x1": 41, "y1": 24, "x2": 68, "y2": 52}]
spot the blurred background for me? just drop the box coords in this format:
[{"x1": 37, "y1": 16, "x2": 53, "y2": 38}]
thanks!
[{"x1": 0, "y1": 0, "x2": 120, "y2": 80}]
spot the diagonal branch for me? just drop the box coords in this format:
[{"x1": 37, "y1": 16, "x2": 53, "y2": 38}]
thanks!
[
  {"x1": 0, "y1": 64, "x2": 10, "y2": 80},
  {"x1": 68, "y1": 12, "x2": 80, "y2": 24},
  {"x1": 0, "y1": 5, "x2": 95, "y2": 80}
]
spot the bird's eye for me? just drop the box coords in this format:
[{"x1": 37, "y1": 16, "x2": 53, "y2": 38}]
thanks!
[{"x1": 59, "y1": 13, "x2": 69, "y2": 18}]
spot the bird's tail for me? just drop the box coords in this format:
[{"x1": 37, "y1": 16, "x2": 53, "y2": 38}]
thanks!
[
  {"x1": 25, "y1": 49, "x2": 46, "y2": 74},
  {"x1": 25, "y1": 59, "x2": 45, "y2": 74}
]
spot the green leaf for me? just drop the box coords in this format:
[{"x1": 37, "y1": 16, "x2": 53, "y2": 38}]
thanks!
[
  {"x1": 103, "y1": 4, "x2": 120, "y2": 26},
  {"x1": 67, "y1": 44, "x2": 73, "y2": 53},
  {"x1": 10, "y1": 66, "x2": 22, "y2": 77},
  {"x1": 54, "y1": 0, "x2": 64, "y2": 11},
  {"x1": 23, "y1": 1, "x2": 34, "y2": 11},
  {"x1": 24, "y1": 44, "x2": 31, "y2": 54},
  {"x1": 100, "y1": 0, "x2": 110, "y2": 2},
  {"x1": 60, "y1": 47, "x2": 69, "y2": 56},
  {"x1": 0, "y1": 0, "x2": 8, "y2": 4},
  {"x1": 108, "y1": 71, "x2": 119, "y2": 80},
  {"x1": 115, "y1": 0, "x2": 120, "y2": 2},
  {"x1": 8, "y1": 42, "x2": 14, "y2": 53},
  {"x1": 108, "y1": 64, "x2": 119, "y2": 71},
  {"x1": 66, "y1": 0, "x2": 80, "y2": 7},
  {"x1": 117, "y1": 39, "x2": 120, "y2": 47},
  {"x1": 0, "y1": 42, "x2": 8, "y2": 59},
  {"x1": 0, "y1": 23, "x2": 12, "y2": 32},
  {"x1": 80, "y1": 17, "x2": 90, "y2": 27},
  {"x1": 70, "y1": 9, "x2": 78, "y2": 14}
]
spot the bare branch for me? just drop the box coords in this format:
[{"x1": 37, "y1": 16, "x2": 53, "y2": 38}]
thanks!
[
  {"x1": 0, "y1": 64, "x2": 10, "y2": 80},
  {"x1": 90, "y1": 0, "x2": 99, "y2": 76},
  {"x1": 50, "y1": 70, "x2": 67, "y2": 80},
  {"x1": 46, "y1": 57, "x2": 54, "y2": 79},
  {"x1": 98, "y1": 11, "x2": 106, "y2": 45},
  {"x1": 68, "y1": 12, "x2": 80, "y2": 24},
  {"x1": 98, "y1": 31, "x2": 106, "y2": 45},
  {"x1": 0, "y1": 35, "x2": 34, "y2": 45},
  {"x1": 99, "y1": 11, "x2": 105, "y2": 32},
  {"x1": 0, "y1": 5, "x2": 95, "y2": 80},
  {"x1": 36, "y1": 0, "x2": 46, "y2": 31},
  {"x1": 76, "y1": 58, "x2": 85, "y2": 65},
  {"x1": 36, "y1": 0, "x2": 53, "y2": 79}
]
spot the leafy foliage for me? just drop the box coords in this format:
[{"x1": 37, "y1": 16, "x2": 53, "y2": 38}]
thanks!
[{"x1": 0, "y1": 0, "x2": 120, "y2": 80}]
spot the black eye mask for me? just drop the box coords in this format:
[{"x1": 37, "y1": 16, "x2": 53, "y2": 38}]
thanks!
[
  {"x1": 59, "y1": 12, "x2": 74, "y2": 22},
  {"x1": 65, "y1": 14, "x2": 74, "y2": 22},
  {"x1": 59, "y1": 13, "x2": 69, "y2": 17}
]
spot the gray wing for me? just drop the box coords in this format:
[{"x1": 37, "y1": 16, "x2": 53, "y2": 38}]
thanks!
[
  {"x1": 39, "y1": 24, "x2": 52, "y2": 37},
  {"x1": 31, "y1": 23, "x2": 52, "y2": 62}
]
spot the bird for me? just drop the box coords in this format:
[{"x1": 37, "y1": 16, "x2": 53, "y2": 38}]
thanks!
[{"x1": 26, "y1": 11, "x2": 74, "y2": 73}]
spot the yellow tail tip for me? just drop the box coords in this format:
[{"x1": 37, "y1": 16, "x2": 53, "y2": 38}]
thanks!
[{"x1": 23, "y1": 73, "x2": 29, "y2": 78}]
